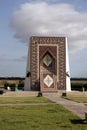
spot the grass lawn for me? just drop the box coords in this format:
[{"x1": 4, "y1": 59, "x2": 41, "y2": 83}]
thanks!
[
  {"x1": 0, "y1": 97, "x2": 87, "y2": 130},
  {"x1": 62, "y1": 96, "x2": 87, "y2": 103},
  {"x1": 0, "y1": 97, "x2": 53, "y2": 104}
]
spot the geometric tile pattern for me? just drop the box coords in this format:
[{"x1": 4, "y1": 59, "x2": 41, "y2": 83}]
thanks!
[
  {"x1": 43, "y1": 54, "x2": 52, "y2": 67},
  {"x1": 44, "y1": 75, "x2": 53, "y2": 87},
  {"x1": 30, "y1": 36, "x2": 66, "y2": 91}
]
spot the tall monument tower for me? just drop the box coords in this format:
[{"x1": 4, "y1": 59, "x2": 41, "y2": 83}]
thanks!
[{"x1": 24, "y1": 36, "x2": 71, "y2": 92}]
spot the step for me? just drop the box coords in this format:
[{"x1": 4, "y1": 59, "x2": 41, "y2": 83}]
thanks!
[{"x1": 0, "y1": 91, "x2": 39, "y2": 97}]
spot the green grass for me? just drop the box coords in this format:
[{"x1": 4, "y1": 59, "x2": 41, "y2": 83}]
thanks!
[
  {"x1": 0, "y1": 97, "x2": 86, "y2": 130},
  {"x1": 0, "y1": 104, "x2": 87, "y2": 130},
  {"x1": 63, "y1": 96, "x2": 87, "y2": 103},
  {"x1": 0, "y1": 97, "x2": 53, "y2": 104}
]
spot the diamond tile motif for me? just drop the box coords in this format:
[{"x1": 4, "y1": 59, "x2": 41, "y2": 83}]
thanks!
[
  {"x1": 43, "y1": 54, "x2": 52, "y2": 66},
  {"x1": 44, "y1": 75, "x2": 53, "y2": 87}
]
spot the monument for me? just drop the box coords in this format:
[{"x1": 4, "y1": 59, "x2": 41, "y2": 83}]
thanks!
[{"x1": 24, "y1": 36, "x2": 71, "y2": 92}]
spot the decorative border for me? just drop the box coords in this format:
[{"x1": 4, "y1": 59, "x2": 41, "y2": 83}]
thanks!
[
  {"x1": 39, "y1": 45, "x2": 57, "y2": 92},
  {"x1": 37, "y1": 44, "x2": 59, "y2": 82},
  {"x1": 30, "y1": 36, "x2": 66, "y2": 91}
]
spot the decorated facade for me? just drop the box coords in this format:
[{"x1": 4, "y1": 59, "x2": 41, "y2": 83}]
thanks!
[{"x1": 24, "y1": 36, "x2": 71, "y2": 92}]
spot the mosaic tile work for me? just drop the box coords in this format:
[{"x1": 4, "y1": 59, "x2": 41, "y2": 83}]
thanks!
[
  {"x1": 30, "y1": 36, "x2": 66, "y2": 92},
  {"x1": 44, "y1": 75, "x2": 53, "y2": 88}
]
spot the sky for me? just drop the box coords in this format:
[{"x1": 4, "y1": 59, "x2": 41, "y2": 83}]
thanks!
[{"x1": 0, "y1": 0, "x2": 87, "y2": 77}]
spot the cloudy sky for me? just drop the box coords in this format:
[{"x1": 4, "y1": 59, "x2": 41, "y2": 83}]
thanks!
[{"x1": 0, "y1": 0, "x2": 87, "y2": 77}]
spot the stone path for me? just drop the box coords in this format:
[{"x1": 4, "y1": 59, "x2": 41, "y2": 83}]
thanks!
[{"x1": 44, "y1": 93, "x2": 87, "y2": 119}]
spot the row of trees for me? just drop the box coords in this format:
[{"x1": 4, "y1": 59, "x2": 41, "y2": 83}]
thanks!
[
  {"x1": 71, "y1": 83, "x2": 87, "y2": 91},
  {"x1": 2, "y1": 81, "x2": 87, "y2": 92},
  {"x1": 4, "y1": 81, "x2": 24, "y2": 91}
]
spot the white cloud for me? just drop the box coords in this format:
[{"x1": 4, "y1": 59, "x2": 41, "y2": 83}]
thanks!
[{"x1": 10, "y1": 1, "x2": 87, "y2": 53}]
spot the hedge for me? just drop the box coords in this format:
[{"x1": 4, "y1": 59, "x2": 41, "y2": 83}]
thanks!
[
  {"x1": 4, "y1": 82, "x2": 24, "y2": 91},
  {"x1": 71, "y1": 83, "x2": 87, "y2": 91}
]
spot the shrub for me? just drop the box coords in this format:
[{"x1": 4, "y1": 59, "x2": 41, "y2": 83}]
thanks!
[
  {"x1": 18, "y1": 82, "x2": 24, "y2": 90},
  {"x1": 4, "y1": 82, "x2": 10, "y2": 89},
  {"x1": 37, "y1": 92, "x2": 43, "y2": 97},
  {"x1": 62, "y1": 92, "x2": 67, "y2": 97},
  {"x1": 83, "y1": 84, "x2": 87, "y2": 91},
  {"x1": 4, "y1": 82, "x2": 16, "y2": 91},
  {"x1": 0, "y1": 90, "x2": 4, "y2": 94},
  {"x1": 10, "y1": 84, "x2": 16, "y2": 91},
  {"x1": 71, "y1": 83, "x2": 87, "y2": 91}
]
